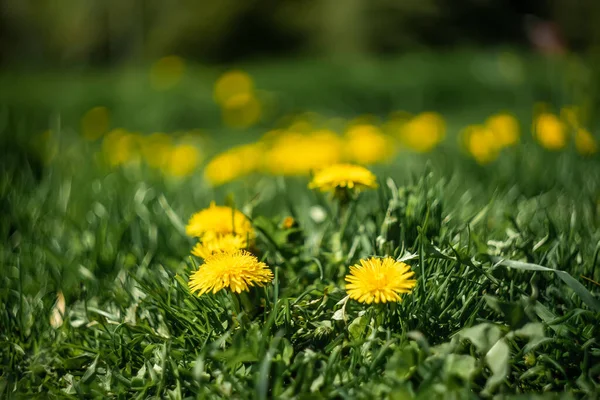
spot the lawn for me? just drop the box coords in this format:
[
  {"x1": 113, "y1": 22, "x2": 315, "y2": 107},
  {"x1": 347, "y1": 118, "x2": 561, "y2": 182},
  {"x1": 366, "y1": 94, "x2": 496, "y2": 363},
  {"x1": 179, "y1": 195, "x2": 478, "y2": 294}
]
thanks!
[{"x1": 1, "y1": 51, "x2": 600, "y2": 399}]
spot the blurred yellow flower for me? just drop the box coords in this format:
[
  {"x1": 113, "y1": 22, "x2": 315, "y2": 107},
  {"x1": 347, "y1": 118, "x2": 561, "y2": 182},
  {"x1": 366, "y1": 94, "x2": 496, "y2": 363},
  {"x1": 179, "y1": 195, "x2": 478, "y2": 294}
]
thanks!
[
  {"x1": 191, "y1": 233, "x2": 249, "y2": 259},
  {"x1": 221, "y1": 92, "x2": 262, "y2": 128},
  {"x1": 575, "y1": 128, "x2": 598, "y2": 156},
  {"x1": 189, "y1": 250, "x2": 273, "y2": 296},
  {"x1": 265, "y1": 130, "x2": 343, "y2": 175},
  {"x1": 309, "y1": 163, "x2": 377, "y2": 192},
  {"x1": 400, "y1": 112, "x2": 446, "y2": 152},
  {"x1": 534, "y1": 113, "x2": 567, "y2": 150},
  {"x1": 344, "y1": 124, "x2": 395, "y2": 165},
  {"x1": 164, "y1": 144, "x2": 201, "y2": 177},
  {"x1": 485, "y1": 113, "x2": 519, "y2": 147},
  {"x1": 561, "y1": 106, "x2": 581, "y2": 130},
  {"x1": 150, "y1": 55, "x2": 185, "y2": 90},
  {"x1": 462, "y1": 125, "x2": 500, "y2": 165},
  {"x1": 140, "y1": 133, "x2": 173, "y2": 169},
  {"x1": 282, "y1": 216, "x2": 296, "y2": 229},
  {"x1": 81, "y1": 106, "x2": 110, "y2": 141},
  {"x1": 204, "y1": 143, "x2": 264, "y2": 186},
  {"x1": 186, "y1": 202, "x2": 255, "y2": 241},
  {"x1": 345, "y1": 257, "x2": 416, "y2": 304},
  {"x1": 214, "y1": 70, "x2": 254, "y2": 105},
  {"x1": 102, "y1": 129, "x2": 142, "y2": 167}
]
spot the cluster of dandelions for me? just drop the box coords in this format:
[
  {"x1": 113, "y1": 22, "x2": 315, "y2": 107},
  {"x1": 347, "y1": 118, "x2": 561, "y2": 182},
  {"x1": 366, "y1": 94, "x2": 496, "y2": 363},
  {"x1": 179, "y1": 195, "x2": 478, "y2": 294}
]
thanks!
[
  {"x1": 184, "y1": 163, "x2": 417, "y2": 307},
  {"x1": 185, "y1": 202, "x2": 273, "y2": 297}
]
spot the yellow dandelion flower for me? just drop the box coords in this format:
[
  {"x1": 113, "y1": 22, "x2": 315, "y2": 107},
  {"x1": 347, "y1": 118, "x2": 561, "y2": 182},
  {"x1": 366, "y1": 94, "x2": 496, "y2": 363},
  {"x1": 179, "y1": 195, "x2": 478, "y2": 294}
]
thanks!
[
  {"x1": 188, "y1": 250, "x2": 273, "y2": 295},
  {"x1": 344, "y1": 124, "x2": 395, "y2": 165},
  {"x1": 400, "y1": 112, "x2": 446, "y2": 152},
  {"x1": 282, "y1": 216, "x2": 295, "y2": 229},
  {"x1": 164, "y1": 144, "x2": 201, "y2": 177},
  {"x1": 214, "y1": 70, "x2": 254, "y2": 105},
  {"x1": 462, "y1": 125, "x2": 500, "y2": 165},
  {"x1": 204, "y1": 143, "x2": 264, "y2": 186},
  {"x1": 485, "y1": 113, "x2": 520, "y2": 147},
  {"x1": 186, "y1": 202, "x2": 255, "y2": 240},
  {"x1": 150, "y1": 55, "x2": 186, "y2": 91},
  {"x1": 560, "y1": 105, "x2": 583, "y2": 130},
  {"x1": 345, "y1": 257, "x2": 416, "y2": 304},
  {"x1": 102, "y1": 129, "x2": 142, "y2": 167},
  {"x1": 534, "y1": 113, "x2": 567, "y2": 150},
  {"x1": 265, "y1": 131, "x2": 344, "y2": 176},
  {"x1": 575, "y1": 128, "x2": 598, "y2": 156},
  {"x1": 140, "y1": 133, "x2": 173, "y2": 169},
  {"x1": 192, "y1": 233, "x2": 249, "y2": 259},
  {"x1": 309, "y1": 163, "x2": 377, "y2": 192}
]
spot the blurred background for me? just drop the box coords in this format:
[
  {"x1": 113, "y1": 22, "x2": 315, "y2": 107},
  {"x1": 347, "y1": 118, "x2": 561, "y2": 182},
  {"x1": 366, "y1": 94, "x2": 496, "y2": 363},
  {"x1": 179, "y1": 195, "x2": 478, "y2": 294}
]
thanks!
[
  {"x1": 1, "y1": 0, "x2": 600, "y2": 189},
  {"x1": 1, "y1": 0, "x2": 599, "y2": 64}
]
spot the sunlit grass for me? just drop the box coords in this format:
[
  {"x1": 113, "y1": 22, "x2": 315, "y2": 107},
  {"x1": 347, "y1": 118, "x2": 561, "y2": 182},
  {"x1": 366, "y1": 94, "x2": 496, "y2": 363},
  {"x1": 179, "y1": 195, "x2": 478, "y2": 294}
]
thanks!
[{"x1": 1, "y1": 52, "x2": 599, "y2": 398}]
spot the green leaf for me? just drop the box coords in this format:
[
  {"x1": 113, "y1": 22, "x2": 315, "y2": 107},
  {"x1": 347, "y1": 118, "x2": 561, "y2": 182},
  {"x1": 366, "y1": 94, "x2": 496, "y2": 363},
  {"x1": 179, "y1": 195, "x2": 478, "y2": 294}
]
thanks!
[
  {"x1": 484, "y1": 338, "x2": 510, "y2": 394},
  {"x1": 349, "y1": 315, "x2": 369, "y2": 340},
  {"x1": 493, "y1": 258, "x2": 600, "y2": 312},
  {"x1": 444, "y1": 354, "x2": 477, "y2": 381},
  {"x1": 459, "y1": 323, "x2": 502, "y2": 353}
]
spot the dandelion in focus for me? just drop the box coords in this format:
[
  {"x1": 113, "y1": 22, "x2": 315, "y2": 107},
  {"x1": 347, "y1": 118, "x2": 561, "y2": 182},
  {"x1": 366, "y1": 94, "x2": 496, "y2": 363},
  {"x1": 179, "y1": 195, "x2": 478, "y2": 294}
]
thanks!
[
  {"x1": 204, "y1": 143, "x2": 264, "y2": 186},
  {"x1": 150, "y1": 55, "x2": 186, "y2": 90},
  {"x1": 344, "y1": 124, "x2": 395, "y2": 165},
  {"x1": 345, "y1": 257, "x2": 416, "y2": 304},
  {"x1": 188, "y1": 250, "x2": 273, "y2": 295},
  {"x1": 575, "y1": 128, "x2": 598, "y2": 156},
  {"x1": 186, "y1": 202, "x2": 255, "y2": 241},
  {"x1": 81, "y1": 106, "x2": 110, "y2": 141},
  {"x1": 485, "y1": 113, "x2": 520, "y2": 147},
  {"x1": 164, "y1": 144, "x2": 201, "y2": 177},
  {"x1": 192, "y1": 233, "x2": 249, "y2": 259},
  {"x1": 533, "y1": 112, "x2": 567, "y2": 150},
  {"x1": 400, "y1": 112, "x2": 446, "y2": 152},
  {"x1": 309, "y1": 163, "x2": 377, "y2": 192}
]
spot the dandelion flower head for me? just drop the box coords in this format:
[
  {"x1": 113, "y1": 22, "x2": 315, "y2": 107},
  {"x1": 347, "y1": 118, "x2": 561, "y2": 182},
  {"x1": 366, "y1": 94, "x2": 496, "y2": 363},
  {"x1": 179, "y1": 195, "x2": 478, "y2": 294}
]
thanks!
[
  {"x1": 345, "y1": 257, "x2": 416, "y2": 304},
  {"x1": 575, "y1": 128, "x2": 598, "y2": 156},
  {"x1": 186, "y1": 202, "x2": 255, "y2": 240},
  {"x1": 164, "y1": 144, "x2": 201, "y2": 177},
  {"x1": 265, "y1": 130, "x2": 343, "y2": 176},
  {"x1": 344, "y1": 124, "x2": 395, "y2": 165},
  {"x1": 188, "y1": 250, "x2": 273, "y2": 295},
  {"x1": 204, "y1": 143, "x2": 264, "y2": 186},
  {"x1": 400, "y1": 112, "x2": 446, "y2": 152},
  {"x1": 192, "y1": 233, "x2": 249, "y2": 259},
  {"x1": 485, "y1": 113, "x2": 520, "y2": 147},
  {"x1": 534, "y1": 113, "x2": 567, "y2": 150},
  {"x1": 309, "y1": 163, "x2": 378, "y2": 192},
  {"x1": 462, "y1": 125, "x2": 500, "y2": 165}
]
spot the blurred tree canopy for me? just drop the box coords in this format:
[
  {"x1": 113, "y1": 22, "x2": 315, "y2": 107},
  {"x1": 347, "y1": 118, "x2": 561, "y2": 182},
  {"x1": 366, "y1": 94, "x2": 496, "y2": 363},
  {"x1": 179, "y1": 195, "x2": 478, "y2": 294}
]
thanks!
[{"x1": 0, "y1": 0, "x2": 599, "y2": 66}]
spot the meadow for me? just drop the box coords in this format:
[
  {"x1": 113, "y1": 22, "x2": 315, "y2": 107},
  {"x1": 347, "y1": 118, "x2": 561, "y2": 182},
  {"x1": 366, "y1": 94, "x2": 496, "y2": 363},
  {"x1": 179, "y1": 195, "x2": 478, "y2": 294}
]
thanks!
[{"x1": 1, "y1": 51, "x2": 600, "y2": 399}]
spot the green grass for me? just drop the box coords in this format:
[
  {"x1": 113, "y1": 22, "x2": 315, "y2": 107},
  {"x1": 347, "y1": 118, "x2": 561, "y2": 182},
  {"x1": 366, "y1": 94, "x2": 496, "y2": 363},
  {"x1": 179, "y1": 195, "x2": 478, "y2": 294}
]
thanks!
[{"x1": 1, "y1": 51, "x2": 600, "y2": 399}]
